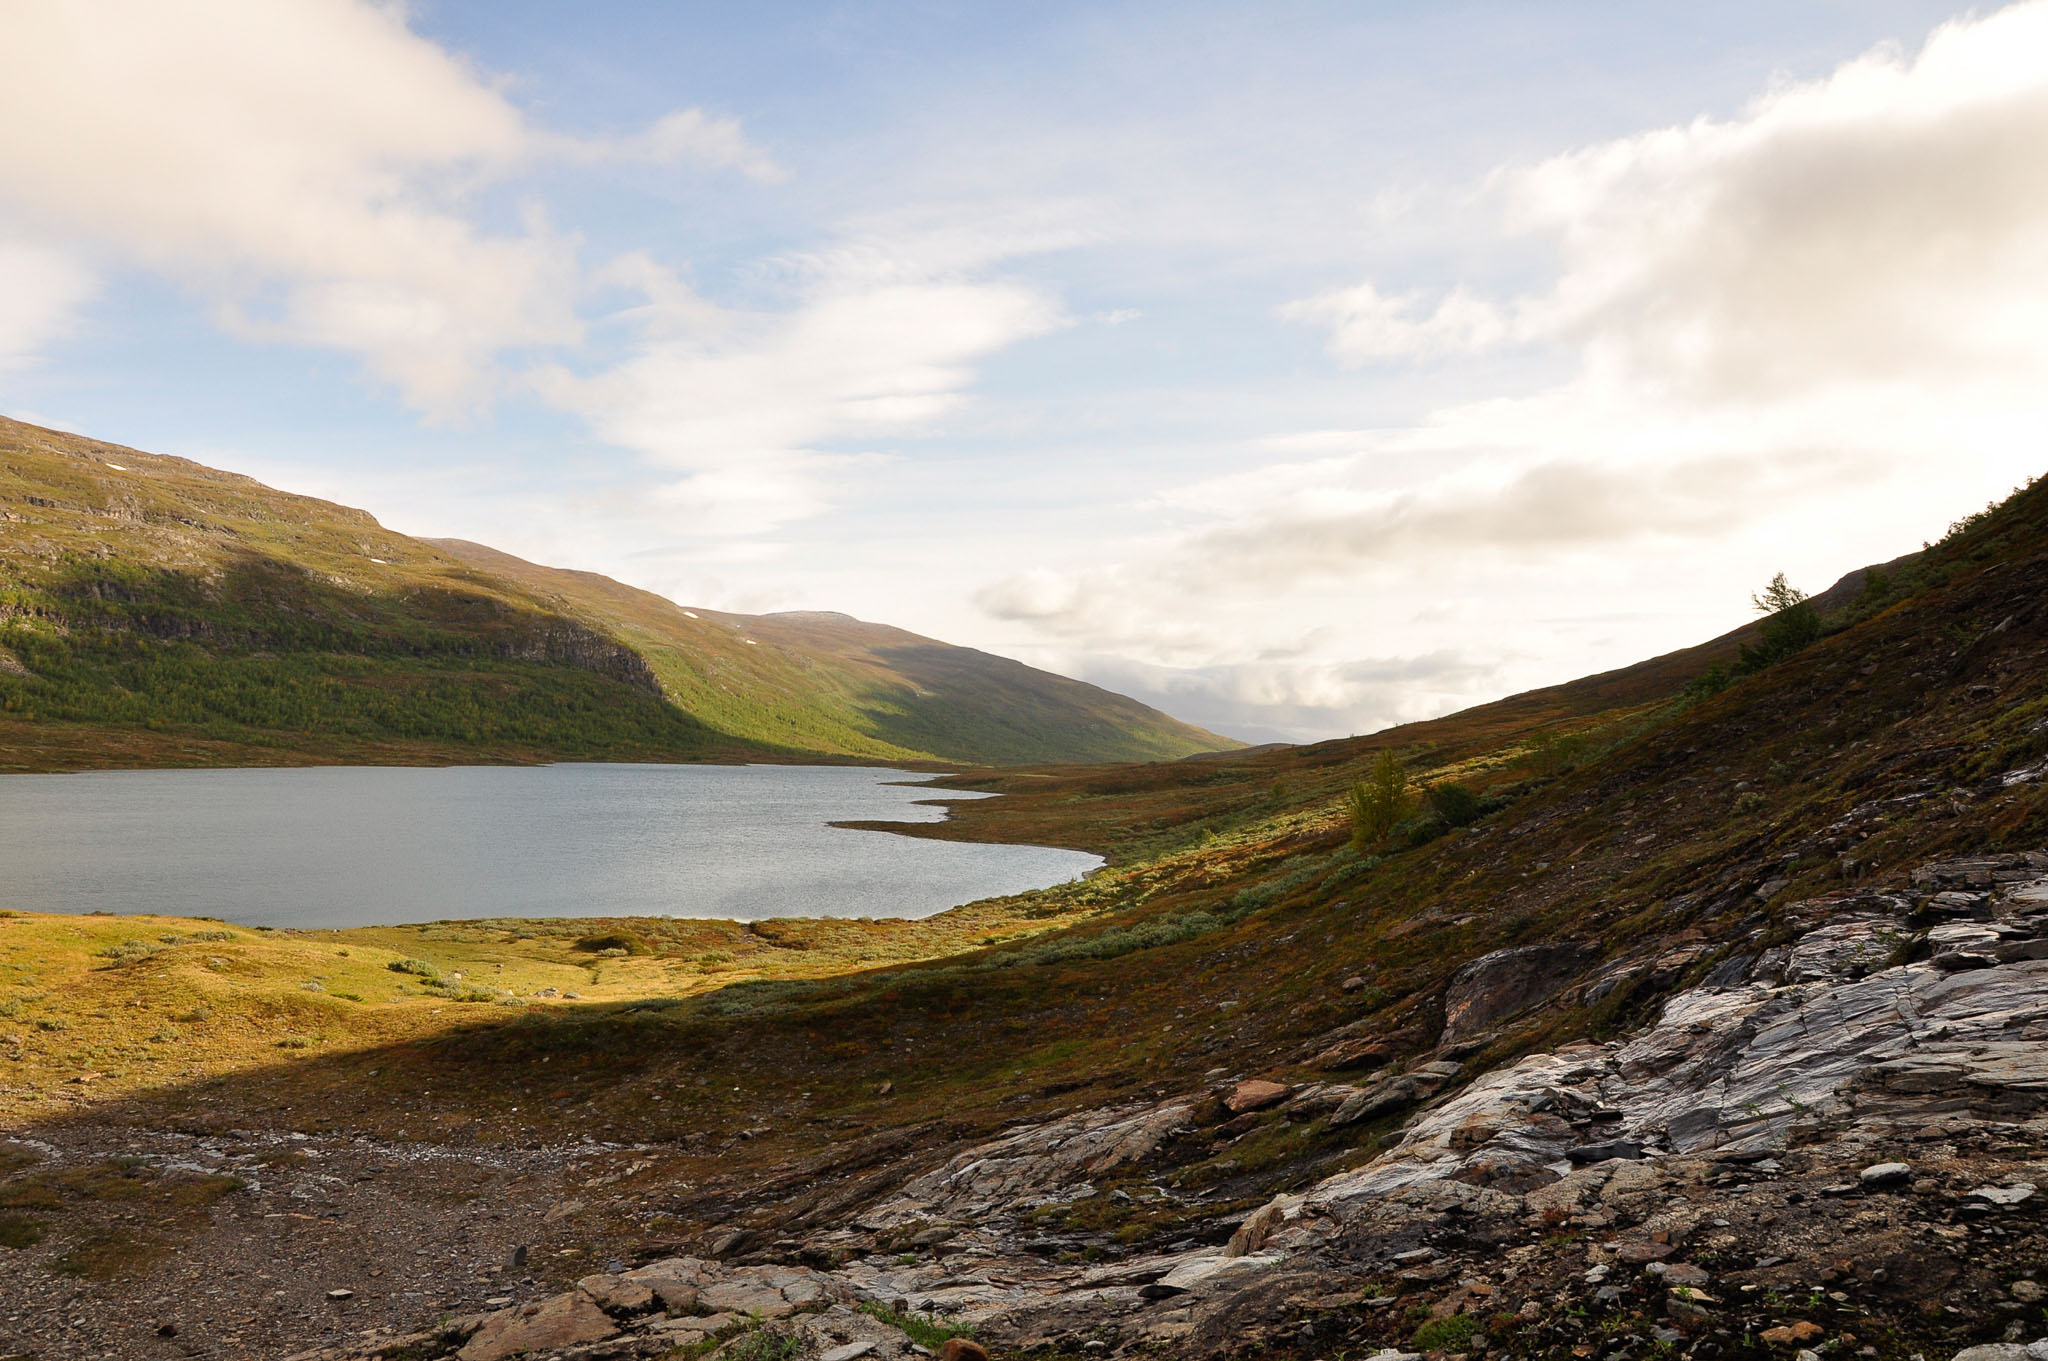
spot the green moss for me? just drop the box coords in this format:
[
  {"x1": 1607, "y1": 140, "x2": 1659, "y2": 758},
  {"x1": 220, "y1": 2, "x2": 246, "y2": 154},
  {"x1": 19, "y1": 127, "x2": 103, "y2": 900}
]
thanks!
[{"x1": 1412, "y1": 1313, "x2": 1483, "y2": 1351}]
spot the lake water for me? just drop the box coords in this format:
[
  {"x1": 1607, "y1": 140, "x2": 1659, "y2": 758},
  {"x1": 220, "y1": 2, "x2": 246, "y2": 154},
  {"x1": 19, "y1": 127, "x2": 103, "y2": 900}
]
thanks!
[{"x1": 0, "y1": 764, "x2": 1101, "y2": 928}]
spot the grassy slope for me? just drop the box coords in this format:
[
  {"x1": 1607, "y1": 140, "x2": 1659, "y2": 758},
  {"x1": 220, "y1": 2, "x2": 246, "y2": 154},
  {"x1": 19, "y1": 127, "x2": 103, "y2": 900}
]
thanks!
[
  {"x1": 0, "y1": 417, "x2": 1234, "y2": 770},
  {"x1": 427, "y1": 538, "x2": 1238, "y2": 766}
]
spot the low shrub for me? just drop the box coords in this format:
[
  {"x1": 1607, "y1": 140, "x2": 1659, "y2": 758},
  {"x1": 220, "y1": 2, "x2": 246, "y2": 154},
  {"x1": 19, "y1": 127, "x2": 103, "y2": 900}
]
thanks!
[
  {"x1": 0, "y1": 1213, "x2": 47, "y2": 1249},
  {"x1": 989, "y1": 911, "x2": 1224, "y2": 970},
  {"x1": 572, "y1": 933, "x2": 650, "y2": 956},
  {"x1": 1426, "y1": 781, "x2": 1484, "y2": 827},
  {"x1": 1229, "y1": 856, "x2": 1324, "y2": 913},
  {"x1": 1392, "y1": 812, "x2": 1448, "y2": 848}
]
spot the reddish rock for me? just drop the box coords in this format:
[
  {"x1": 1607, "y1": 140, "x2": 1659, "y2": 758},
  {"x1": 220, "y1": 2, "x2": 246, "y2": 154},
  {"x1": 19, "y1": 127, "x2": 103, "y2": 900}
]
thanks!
[
  {"x1": 457, "y1": 1292, "x2": 618, "y2": 1361},
  {"x1": 1440, "y1": 943, "x2": 1595, "y2": 1043},
  {"x1": 1225, "y1": 1079, "x2": 1291, "y2": 1113},
  {"x1": 1759, "y1": 1321, "x2": 1824, "y2": 1346},
  {"x1": 1311, "y1": 1036, "x2": 1396, "y2": 1071}
]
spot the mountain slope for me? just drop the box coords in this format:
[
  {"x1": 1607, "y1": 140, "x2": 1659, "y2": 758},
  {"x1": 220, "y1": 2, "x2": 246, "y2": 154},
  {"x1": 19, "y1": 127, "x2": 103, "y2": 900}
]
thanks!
[
  {"x1": 426, "y1": 539, "x2": 1238, "y2": 766},
  {"x1": 0, "y1": 416, "x2": 1236, "y2": 769}
]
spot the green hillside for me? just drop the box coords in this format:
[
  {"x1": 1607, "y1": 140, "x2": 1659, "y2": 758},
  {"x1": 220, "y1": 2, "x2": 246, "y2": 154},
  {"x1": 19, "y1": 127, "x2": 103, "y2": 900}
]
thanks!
[{"x1": 0, "y1": 417, "x2": 1237, "y2": 770}]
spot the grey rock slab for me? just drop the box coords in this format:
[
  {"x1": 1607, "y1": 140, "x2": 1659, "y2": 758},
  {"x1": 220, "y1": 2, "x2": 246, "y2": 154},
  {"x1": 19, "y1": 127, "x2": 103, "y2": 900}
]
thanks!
[
  {"x1": 1784, "y1": 918, "x2": 1906, "y2": 983},
  {"x1": 698, "y1": 1280, "x2": 794, "y2": 1316},
  {"x1": 822, "y1": 1344, "x2": 881, "y2": 1361},
  {"x1": 870, "y1": 1100, "x2": 1195, "y2": 1226},
  {"x1": 1254, "y1": 926, "x2": 2048, "y2": 1239},
  {"x1": 1860, "y1": 1162, "x2": 1914, "y2": 1187},
  {"x1": 1154, "y1": 1252, "x2": 1287, "y2": 1292}
]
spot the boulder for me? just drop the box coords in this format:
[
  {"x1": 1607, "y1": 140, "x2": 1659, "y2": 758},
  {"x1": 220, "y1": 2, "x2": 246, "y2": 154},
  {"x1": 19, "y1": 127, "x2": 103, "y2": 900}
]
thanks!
[
  {"x1": 1311, "y1": 1035, "x2": 1398, "y2": 1071},
  {"x1": 1225, "y1": 1079, "x2": 1291, "y2": 1113},
  {"x1": 576, "y1": 1274, "x2": 655, "y2": 1314},
  {"x1": 1441, "y1": 943, "x2": 1595, "y2": 1043},
  {"x1": 457, "y1": 1292, "x2": 618, "y2": 1361},
  {"x1": 1759, "y1": 1321, "x2": 1824, "y2": 1346}
]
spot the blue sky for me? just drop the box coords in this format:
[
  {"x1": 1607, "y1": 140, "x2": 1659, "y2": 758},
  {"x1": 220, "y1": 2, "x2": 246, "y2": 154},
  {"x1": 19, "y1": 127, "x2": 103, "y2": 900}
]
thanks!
[{"x1": 4, "y1": 0, "x2": 2046, "y2": 741}]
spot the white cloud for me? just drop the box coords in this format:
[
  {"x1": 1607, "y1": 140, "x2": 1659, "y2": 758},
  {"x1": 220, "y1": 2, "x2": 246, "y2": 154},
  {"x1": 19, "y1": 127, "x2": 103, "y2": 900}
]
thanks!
[
  {"x1": 1289, "y1": 0, "x2": 2048, "y2": 395},
  {"x1": 541, "y1": 219, "x2": 1070, "y2": 533},
  {"x1": 0, "y1": 0, "x2": 778, "y2": 414},
  {"x1": 1279, "y1": 282, "x2": 1509, "y2": 363},
  {"x1": 0, "y1": 240, "x2": 95, "y2": 372},
  {"x1": 553, "y1": 109, "x2": 787, "y2": 183},
  {"x1": 1068, "y1": 652, "x2": 1499, "y2": 745},
  {"x1": 984, "y1": 2, "x2": 2048, "y2": 739},
  {"x1": 1512, "y1": 2, "x2": 2048, "y2": 401}
]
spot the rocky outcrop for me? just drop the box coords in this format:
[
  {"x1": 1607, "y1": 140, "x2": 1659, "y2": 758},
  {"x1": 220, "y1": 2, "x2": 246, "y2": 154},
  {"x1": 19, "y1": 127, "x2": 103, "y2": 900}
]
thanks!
[
  {"x1": 1440, "y1": 941, "x2": 1596, "y2": 1042},
  {"x1": 268, "y1": 854, "x2": 2048, "y2": 1361},
  {"x1": 495, "y1": 619, "x2": 663, "y2": 695},
  {"x1": 856, "y1": 1099, "x2": 1196, "y2": 1229}
]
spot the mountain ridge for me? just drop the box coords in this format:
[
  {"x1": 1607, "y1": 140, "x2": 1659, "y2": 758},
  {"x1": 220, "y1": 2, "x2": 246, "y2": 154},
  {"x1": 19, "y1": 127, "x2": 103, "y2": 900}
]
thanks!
[{"x1": 0, "y1": 415, "x2": 1237, "y2": 770}]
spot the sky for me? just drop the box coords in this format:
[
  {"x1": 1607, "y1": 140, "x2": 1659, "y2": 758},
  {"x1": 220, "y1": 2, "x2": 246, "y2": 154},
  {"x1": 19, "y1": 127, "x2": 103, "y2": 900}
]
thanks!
[{"x1": 3, "y1": 1, "x2": 2047, "y2": 744}]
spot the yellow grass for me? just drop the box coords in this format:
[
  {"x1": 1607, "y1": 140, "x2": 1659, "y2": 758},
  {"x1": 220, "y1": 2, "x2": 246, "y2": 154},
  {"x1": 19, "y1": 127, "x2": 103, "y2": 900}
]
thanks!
[{"x1": 0, "y1": 893, "x2": 1103, "y2": 1122}]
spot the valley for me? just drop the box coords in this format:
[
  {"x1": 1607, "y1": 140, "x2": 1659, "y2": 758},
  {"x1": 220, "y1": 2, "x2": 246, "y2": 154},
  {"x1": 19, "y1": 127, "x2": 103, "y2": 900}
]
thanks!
[{"x1": 4, "y1": 472, "x2": 2048, "y2": 1359}]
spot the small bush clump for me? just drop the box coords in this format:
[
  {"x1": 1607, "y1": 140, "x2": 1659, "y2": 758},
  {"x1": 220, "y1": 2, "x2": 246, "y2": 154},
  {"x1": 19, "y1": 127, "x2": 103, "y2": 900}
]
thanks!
[
  {"x1": 1426, "y1": 781, "x2": 1485, "y2": 827},
  {"x1": 386, "y1": 958, "x2": 441, "y2": 981},
  {"x1": 572, "y1": 933, "x2": 650, "y2": 956},
  {"x1": 0, "y1": 1212, "x2": 47, "y2": 1249}
]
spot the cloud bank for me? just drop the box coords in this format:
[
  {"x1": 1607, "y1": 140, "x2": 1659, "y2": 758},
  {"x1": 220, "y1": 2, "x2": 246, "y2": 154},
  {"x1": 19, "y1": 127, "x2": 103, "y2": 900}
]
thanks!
[{"x1": 980, "y1": 1, "x2": 2048, "y2": 739}]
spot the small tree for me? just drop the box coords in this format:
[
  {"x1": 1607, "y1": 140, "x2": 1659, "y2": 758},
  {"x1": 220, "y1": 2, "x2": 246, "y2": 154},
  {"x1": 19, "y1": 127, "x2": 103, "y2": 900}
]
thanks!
[
  {"x1": 1737, "y1": 571, "x2": 1820, "y2": 673},
  {"x1": 1347, "y1": 750, "x2": 1413, "y2": 850},
  {"x1": 1751, "y1": 571, "x2": 1807, "y2": 615}
]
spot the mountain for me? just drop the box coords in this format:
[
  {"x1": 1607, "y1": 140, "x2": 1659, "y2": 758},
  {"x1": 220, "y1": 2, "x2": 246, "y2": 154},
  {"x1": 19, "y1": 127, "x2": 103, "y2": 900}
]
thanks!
[
  {"x1": 0, "y1": 416, "x2": 1237, "y2": 770},
  {"x1": 423, "y1": 537, "x2": 1242, "y2": 767},
  {"x1": 8, "y1": 435, "x2": 2048, "y2": 1358}
]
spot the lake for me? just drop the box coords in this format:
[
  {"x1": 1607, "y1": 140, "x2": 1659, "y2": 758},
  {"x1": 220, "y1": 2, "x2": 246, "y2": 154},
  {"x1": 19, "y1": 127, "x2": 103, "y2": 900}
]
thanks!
[{"x1": 0, "y1": 763, "x2": 1101, "y2": 928}]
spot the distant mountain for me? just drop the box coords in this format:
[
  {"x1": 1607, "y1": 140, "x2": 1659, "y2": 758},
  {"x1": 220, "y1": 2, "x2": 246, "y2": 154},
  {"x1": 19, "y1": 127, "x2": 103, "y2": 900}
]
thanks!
[
  {"x1": 424, "y1": 537, "x2": 1240, "y2": 766},
  {"x1": 0, "y1": 417, "x2": 1238, "y2": 770}
]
